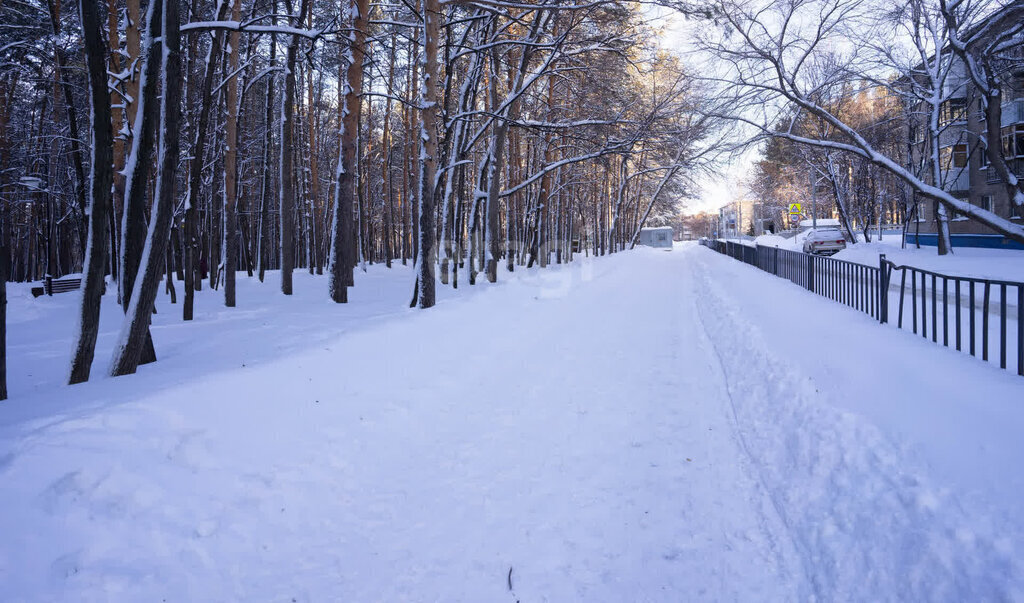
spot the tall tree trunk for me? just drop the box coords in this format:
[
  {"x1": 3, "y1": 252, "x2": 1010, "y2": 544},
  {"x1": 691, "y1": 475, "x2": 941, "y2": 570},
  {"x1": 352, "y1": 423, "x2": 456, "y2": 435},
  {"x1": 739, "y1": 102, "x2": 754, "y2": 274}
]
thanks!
[
  {"x1": 0, "y1": 246, "x2": 7, "y2": 400},
  {"x1": 440, "y1": 28, "x2": 481, "y2": 284},
  {"x1": 106, "y1": 0, "x2": 125, "y2": 283},
  {"x1": 278, "y1": 0, "x2": 308, "y2": 295},
  {"x1": 223, "y1": 0, "x2": 242, "y2": 306},
  {"x1": 68, "y1": 0, "x2": 115, "y2": 384},
  {"x1": 328, "y1": 0, "x2": 366, "y2": 302},
  {"x1": 110, "y1": 0, "x2": 182, "y2": 376},
  {"x1": 381, "y1": 31, "x2": 396, "y2": 269},
  {"x1": 257, "y1": 35, "x2": 276, "y2": 282},
  {"x1": 119, "y1": 0, "x2": 162, "y2": 364},
  {"x1": 535, "y1": 70, "x2": 556, "y2": 268},
  {"x1": 414, "y1": 0, "x2": 440, "y2": 308},
  {"x1": 183, "y1": 0, "x2": 229, "y2": 318},
  {"x1": 305, "y1": 1, "x2": 320, "y2": 276}
]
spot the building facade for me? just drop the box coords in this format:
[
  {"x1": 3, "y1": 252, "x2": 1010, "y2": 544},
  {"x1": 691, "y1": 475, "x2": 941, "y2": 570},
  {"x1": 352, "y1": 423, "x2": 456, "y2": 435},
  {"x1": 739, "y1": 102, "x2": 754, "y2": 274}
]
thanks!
[
  {"x1": 718, "y1": 200, "x2": 757, "y2": 238},
  {"x1": 909, "y1": 51, "x2": 1024, "y2": 248}
]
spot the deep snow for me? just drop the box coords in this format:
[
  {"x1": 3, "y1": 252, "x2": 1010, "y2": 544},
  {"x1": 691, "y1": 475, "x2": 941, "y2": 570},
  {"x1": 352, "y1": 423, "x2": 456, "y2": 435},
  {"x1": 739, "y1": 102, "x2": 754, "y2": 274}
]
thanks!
[{"x1": 1, "y1": 245, "x2": 1023, "y2": 600}]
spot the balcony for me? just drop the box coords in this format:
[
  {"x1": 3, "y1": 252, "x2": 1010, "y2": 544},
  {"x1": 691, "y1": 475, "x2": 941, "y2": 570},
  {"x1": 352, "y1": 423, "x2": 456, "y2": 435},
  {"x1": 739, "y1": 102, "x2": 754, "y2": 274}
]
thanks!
[
  {"x1": 1002, "y1": 99, "x2": 1024, "y2": 127},
  {"x1": 986, "y1": 158, "x2": 1024, "y2": 184},
  {"x1": 939, "y1": 168, "x2": 970, "y2": 192}
]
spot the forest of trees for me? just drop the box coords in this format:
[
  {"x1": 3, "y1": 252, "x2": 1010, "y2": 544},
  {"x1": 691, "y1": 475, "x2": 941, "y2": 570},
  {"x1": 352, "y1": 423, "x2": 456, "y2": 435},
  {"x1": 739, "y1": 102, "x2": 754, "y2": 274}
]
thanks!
[
  {"x1": 0, "y1": 0, "x2": 720, "y2": 390},
  {"x1": 4, "y1": 0, "x2": 1021, "y2": 397},
  {"x1": 749, "y1": 86, "x2": 909, "y2": 243}
]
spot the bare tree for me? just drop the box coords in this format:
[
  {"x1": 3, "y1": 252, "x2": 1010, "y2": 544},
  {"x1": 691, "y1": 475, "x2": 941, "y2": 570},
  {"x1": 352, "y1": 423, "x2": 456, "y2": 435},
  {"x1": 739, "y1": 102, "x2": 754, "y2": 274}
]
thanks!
[
  {"x1": 110, "y1": 0, "x2": 183, "y2": 376},
  {"x1": 223, "y1": 0, "x2": 242, "y2": 306},
  {"x1": 413, "y1": 0, "x2": 440, "y2": 307},
  {"x1": 68, "y1": 0, "x2": 115, "y2": 384},
  {"x1": 328, "y1": 0, "x2": 366, "y2": 303},
  {"x1": 694, "y1": 0, "x2": 1024, "y2": 249},
  {"x1": 119, "y1": 0, "x2": 163, "y2": 363}
]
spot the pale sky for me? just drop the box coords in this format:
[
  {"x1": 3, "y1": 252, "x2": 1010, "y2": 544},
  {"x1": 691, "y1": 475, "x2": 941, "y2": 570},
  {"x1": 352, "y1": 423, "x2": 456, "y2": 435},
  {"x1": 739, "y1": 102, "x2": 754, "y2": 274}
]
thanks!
[{"x1": 642, "y1": 4, "x2": 758, "y2": 216}]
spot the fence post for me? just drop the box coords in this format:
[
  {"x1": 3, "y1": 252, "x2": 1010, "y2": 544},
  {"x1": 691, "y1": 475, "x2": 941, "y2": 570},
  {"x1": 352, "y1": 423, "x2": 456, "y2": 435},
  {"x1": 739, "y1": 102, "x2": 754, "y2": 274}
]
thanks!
[
  {"x1": 773, "y1": 246, "x2": 780, "y2": 276},
  {"x1": 45, "y1": 274, "x2": 53, "y2": 297},
  {"x1": 806, "y1": 252, "x2": 814, "y2": 292},
  {"x1": 879, "y1": 253, "x2": 888, "y2": 324}
]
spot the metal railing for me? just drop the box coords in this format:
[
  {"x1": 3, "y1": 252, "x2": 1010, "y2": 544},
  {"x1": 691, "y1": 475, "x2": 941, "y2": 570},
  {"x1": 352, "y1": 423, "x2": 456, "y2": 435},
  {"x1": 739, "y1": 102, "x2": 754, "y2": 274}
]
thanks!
[
  {"x1": 889, "y1": 263, "x2": 1023, "y2": 374},
  {"x1": 700, "y1": 239, "x2": 1023, "y2": 377}
]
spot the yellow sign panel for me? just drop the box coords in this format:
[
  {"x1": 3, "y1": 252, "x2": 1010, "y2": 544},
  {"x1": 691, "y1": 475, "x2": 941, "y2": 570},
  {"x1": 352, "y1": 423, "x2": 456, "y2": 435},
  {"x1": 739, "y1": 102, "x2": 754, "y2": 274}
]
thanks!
[{"x1": 788, "y1": 203, "x2": 802, "y2": 214}]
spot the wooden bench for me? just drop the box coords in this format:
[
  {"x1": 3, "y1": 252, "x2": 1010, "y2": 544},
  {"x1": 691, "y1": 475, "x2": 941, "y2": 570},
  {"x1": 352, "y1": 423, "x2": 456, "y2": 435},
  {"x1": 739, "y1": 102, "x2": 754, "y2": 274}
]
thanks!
[{"x1": 31, "y1": 276, "x2": 84, "y2": 298}]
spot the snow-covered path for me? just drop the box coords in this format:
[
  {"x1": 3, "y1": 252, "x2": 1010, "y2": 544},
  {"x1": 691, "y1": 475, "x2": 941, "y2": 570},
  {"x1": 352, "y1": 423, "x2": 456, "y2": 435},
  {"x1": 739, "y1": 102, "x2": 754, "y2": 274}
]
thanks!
[{"x1": 1, "y1": 245, "x2": 1022, "y2": 600}]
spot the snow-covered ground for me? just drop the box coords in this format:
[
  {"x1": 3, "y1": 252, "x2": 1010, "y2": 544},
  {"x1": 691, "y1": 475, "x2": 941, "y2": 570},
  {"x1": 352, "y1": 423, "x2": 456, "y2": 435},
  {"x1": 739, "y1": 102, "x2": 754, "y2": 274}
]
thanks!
[
  {"x1": 835, "y1": 239, "x2": 1024, "y2": 282},
  {"x1": 1, "y1": 244, "x2": 1023, "y2": 600}
]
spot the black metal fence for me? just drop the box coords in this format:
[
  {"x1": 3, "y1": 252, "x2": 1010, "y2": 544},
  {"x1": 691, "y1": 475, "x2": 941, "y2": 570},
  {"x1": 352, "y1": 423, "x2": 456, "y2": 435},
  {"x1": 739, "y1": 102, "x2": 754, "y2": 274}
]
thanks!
[{"x1": 700, "y1": 239, "x2": 1023, "y2": 377}]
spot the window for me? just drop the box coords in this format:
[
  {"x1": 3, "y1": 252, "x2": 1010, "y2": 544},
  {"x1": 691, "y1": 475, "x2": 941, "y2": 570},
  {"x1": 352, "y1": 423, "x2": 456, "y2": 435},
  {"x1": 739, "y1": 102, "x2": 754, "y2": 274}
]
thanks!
[
  {"x1": 940, "y1": 144, "x2": 968, "y2": 169},
  {"x1": 1002, "y1": 125, "x2": 1024, "y2": 159},
  {"x1": 940, "y1": 98, "x2": 967, "y2": 126},
  {"x1": 980, "y1": 195, "x2": 994, "y2": 212},
  {"x1": 908, "y1": 123, "x2": 925, "y2": 144}
]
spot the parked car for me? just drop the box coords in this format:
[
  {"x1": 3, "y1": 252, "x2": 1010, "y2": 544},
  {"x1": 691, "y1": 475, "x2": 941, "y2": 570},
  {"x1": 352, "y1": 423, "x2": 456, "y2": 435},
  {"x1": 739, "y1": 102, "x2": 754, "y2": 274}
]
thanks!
[{"x1": 802, "y1": 228, "x2": 847, "y2": 255}]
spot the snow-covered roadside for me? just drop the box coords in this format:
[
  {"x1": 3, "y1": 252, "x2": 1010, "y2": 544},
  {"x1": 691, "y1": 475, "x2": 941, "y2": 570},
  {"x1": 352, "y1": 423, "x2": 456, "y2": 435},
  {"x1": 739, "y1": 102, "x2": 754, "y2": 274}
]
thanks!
[
  {"x1": 0, "y1": 250, "x2": 801, "y2": 600},
  {"x1": 1, "y1": 246, "x2": 1022, "y2": 600},
  {"x1": 750, "y1": 231, "x2": 1024, "y2": 282},
  {"x1": 835, "y1": 239, "x2": 1024, "y2": 282},
  {"x1": 688, "y1": 244, "x2": 1024, "y2": 600}
]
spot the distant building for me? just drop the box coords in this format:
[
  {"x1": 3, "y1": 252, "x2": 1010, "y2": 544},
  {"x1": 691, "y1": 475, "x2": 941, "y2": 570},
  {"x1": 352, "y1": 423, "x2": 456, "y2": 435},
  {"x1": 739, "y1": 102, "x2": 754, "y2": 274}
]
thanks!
[
  {"x1": 718, "y1": 200, "x2": 757, "y2": 237},
  {"x1": 635, "y1": 227, "x2": 673, "y2": 248}
]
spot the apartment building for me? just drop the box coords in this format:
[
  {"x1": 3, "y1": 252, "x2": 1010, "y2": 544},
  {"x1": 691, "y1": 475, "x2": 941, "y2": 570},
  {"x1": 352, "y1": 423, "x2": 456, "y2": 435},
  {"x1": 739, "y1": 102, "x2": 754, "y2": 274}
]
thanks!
[
  {"x1": 718, "y1": 200, "x2": 758, "y2": 238},
  {"x1": 909, "y1": 50, "x2": 1024, "y2": 249}
]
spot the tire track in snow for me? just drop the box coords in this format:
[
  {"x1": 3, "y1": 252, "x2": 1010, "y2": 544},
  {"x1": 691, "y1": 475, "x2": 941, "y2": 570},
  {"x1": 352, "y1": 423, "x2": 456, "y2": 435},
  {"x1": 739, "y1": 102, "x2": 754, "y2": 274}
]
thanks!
[
  {"x1": 658, "y1": 256, "x2": 802, "y2": 599},
  {"x1": 685, "y1": 257, "x2": 823, "y2": 602}
]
